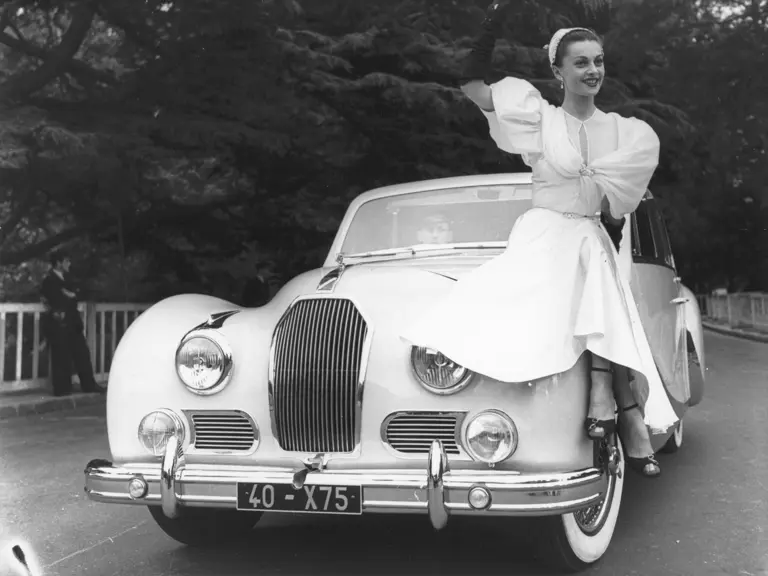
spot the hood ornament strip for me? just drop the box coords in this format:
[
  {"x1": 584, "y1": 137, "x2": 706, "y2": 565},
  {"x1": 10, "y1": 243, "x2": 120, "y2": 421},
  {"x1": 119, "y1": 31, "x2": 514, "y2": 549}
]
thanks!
[
  {"x1": 316, "y1": 262, "x2": 346, "y2": 293},
  {"x1": 428, "y1": 271, "x2": 458, "y2": 281},
  {"x1": 189, "y1": 310, "x2": 241, "y2": 332}
]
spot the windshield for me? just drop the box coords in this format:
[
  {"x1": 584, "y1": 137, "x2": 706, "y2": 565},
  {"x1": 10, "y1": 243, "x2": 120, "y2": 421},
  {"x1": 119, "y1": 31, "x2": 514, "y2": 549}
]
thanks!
[{"x1": 339, "y1": 184, "x2": 533, "y2": 256}]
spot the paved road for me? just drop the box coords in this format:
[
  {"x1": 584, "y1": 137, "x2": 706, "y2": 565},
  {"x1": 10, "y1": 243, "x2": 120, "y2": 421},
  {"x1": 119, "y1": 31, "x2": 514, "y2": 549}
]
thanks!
[{"x1": 1, "y1": 331, "x2": 766, "y2": 576}]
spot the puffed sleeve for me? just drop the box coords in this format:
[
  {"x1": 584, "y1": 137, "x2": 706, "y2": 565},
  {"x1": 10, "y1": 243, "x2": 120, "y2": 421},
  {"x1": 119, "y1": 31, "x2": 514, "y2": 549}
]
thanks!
[
  {"x1": 597, "y1": 118, "x2": 661, "y2": 219},
  {"x1": 480, "y1": 77, "x2": 544, "y2": 165}
]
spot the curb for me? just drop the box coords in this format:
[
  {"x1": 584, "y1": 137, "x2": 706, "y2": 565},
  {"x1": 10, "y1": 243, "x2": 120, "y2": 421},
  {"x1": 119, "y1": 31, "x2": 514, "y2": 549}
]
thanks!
[
  {"x1": 703, "y1": 321, "x2": 768, "y2": 344},
  {"x1": 0, "y1": 392, "x2": 106, "y2": 420}
]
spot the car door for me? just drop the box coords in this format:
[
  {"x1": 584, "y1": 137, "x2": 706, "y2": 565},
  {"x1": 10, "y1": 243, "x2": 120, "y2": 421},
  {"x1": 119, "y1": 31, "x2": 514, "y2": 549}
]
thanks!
[{"x1": 629, "y1": 197, "x2": 689, "y2": 404}]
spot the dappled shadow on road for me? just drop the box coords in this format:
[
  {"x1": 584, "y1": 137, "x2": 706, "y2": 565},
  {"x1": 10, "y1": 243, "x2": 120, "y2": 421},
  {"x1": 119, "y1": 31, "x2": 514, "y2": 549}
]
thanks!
[{"x1": 169, "y1": 516, "x2": 555, "y2": 576}]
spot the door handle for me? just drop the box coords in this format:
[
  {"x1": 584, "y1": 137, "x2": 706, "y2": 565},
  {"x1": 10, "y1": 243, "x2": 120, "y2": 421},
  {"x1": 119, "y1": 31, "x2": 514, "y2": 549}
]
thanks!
[{"x1": 671, "y1": 297, "x2": 689, "y2": 305}]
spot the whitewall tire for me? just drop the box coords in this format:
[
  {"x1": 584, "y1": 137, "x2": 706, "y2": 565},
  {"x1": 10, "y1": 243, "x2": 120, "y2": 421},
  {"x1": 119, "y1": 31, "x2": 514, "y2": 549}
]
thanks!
[{"x1": 540, "y1": 437, "x2": 625, "y2": 572}]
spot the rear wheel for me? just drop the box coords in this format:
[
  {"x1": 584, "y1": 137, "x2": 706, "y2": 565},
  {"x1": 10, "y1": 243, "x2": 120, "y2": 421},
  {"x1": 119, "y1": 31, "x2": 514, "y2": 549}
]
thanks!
[
  {"x1": 148, "y1": 506, "x2": 263, "y2": 547},
  {"x1": 539, "y1": 437, "x2": 625, "y2": 572}
]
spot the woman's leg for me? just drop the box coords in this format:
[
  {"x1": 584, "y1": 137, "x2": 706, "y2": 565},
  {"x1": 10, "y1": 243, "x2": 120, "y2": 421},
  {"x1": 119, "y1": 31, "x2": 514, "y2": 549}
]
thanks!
[
  {"x1": 585, "y1": 353, "x2": 617, "y2": 439},
  {"x1": 613, "y1": 370, "x2": 661, "y2": 477}
]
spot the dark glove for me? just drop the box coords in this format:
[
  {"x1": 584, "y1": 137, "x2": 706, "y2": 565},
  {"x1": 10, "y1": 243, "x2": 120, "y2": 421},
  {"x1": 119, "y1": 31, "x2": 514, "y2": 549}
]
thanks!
[
  {"x1": 601, "y1": 213, "x2": 625, "y2": 252},
  {"x1": 459, "y1": 1, "x2": 511, "y2": 84}
]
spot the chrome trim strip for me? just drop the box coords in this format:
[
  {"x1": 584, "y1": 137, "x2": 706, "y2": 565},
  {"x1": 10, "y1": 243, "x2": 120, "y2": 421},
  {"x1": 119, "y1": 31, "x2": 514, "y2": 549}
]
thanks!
[
  {"x1": 85, "y1": 463, "x2": 602, "y2": 491},
  {"x1": 267, "y1": 309, "x2": 279, "y2": 440},
  {"x1": 444, "y1": 494, "x2": 604, "y2": 513},
  {"x1": 356, "y1": 308, "x2": 373, "y2": 451},
  {"x1": 364, "y1": 501, "x2": 427, "y2": 510}
]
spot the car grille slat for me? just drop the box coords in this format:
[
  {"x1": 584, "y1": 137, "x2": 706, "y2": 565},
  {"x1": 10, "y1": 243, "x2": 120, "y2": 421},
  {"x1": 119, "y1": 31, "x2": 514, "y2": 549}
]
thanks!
[
  {"x1": 384, "y1": 412, "x2": 462, "y2": 456},
  {"x1": 333, "y1": 301, "x2": 347, "y2": 449},
  {"x1": 387, "y1": 432, "x2": 457, "y2": 438},
  {"x1": 286, "y1": 299, "x2": 303, "y2": 450},
  {"x1": 192, "y1": 431, "x2": 253, "y2": 437},
  {"x1": 189, "y1": 411, "x2": 257, "y2": 452},
  {"x1": 271, "y1": 298, "x2": 368, "y2": 453}
]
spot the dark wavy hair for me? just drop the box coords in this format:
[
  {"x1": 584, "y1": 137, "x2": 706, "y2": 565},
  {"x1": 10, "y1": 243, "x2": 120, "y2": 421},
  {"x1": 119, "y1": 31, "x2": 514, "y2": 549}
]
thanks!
[{"x1": 553, "y1": 29, "x2": 603, "y2": 67}]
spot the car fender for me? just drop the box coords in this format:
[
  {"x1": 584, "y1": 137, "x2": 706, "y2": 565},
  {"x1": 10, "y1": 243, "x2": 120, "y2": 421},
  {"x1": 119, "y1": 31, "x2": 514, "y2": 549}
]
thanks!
[
  {"x1": 680, "y1": 284, "x2": 706, "y2": 406},
  {"x1": 105, "y1": 293, "x2": 276, "y2": 462}
]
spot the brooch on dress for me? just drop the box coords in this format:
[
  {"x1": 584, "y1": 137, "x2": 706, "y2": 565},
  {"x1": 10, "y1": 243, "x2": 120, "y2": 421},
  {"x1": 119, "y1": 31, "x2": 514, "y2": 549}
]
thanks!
[{"x1": 579, "y1": 165, "x2": 595, "y2": 178}]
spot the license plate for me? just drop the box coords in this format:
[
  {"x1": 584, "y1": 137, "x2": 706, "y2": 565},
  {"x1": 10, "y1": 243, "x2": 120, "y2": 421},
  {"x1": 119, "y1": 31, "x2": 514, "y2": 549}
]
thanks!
[{"x1": 236, "y1": 482, "x2": 362, "y2": 515}]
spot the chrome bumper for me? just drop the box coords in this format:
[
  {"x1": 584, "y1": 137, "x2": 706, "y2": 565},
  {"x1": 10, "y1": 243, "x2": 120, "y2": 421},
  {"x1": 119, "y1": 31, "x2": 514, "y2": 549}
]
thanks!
[{"x1": 84, "y1": 438, "x2": 607, "y2": 530}]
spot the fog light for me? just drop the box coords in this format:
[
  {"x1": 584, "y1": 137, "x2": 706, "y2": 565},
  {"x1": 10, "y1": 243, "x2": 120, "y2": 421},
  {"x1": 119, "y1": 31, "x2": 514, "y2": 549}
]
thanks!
[
  {"x1": 468, "y1": 486, "x2": 491, "y2": 510},
  {"x1": 128, "y1": 477, "x2": 148, "y2": 499},
  {"x1": 138, "y1": 409, "x2": 185, "y2": 456},
  {"x1": 464, "y1": 410, "x2": 518, "y2": 464}
]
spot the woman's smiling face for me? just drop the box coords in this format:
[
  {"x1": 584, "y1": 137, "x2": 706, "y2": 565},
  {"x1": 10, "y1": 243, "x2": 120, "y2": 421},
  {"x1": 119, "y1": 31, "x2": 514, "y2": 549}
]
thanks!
[{"x1": 553, "y1": 40, "x2": 605, "y2": 97}]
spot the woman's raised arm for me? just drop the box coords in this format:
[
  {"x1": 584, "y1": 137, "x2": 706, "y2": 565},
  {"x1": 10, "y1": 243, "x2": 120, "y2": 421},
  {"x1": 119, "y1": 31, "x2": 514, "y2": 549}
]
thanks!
[{"x1": 458, "y1": 1, "x2": 511, "y2": 112}]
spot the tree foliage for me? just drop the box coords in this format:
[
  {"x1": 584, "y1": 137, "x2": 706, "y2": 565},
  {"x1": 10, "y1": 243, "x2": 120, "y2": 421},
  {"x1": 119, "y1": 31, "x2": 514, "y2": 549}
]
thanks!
[{"x1": 0, "y1": 0, "x2": 765, "y2": 302}]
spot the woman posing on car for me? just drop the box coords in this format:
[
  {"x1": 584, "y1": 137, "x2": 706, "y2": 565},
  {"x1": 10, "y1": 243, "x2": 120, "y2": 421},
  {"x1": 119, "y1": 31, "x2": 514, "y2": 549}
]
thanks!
[{"x1": 402, "y1": 2, "x2": 678, "y2": 477}]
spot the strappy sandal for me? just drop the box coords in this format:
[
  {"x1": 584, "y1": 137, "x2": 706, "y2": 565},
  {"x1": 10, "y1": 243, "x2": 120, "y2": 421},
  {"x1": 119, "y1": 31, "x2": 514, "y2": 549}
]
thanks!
[
  {"x1": 584, "y1": 365, "x2": 617, "y2": 440},
  {"x1": 619, "y1": 403, "x2": 661, "y2": 478}
]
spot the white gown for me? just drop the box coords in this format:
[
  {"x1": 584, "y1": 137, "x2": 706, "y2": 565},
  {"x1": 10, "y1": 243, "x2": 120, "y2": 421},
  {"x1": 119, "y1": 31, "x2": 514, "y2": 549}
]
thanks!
[{"x1": 401, "y1": 76, "x2": 679, "y2": 434}]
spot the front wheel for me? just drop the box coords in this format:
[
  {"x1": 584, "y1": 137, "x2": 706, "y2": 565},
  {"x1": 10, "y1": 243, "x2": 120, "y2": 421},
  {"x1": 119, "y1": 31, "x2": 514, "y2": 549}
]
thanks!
[
  {"x1": 148, "y1": 506, "x2": 263, "y2": 547},
  {"x1": 539, "y1": 437, "x2": 625, "y2": 572}
]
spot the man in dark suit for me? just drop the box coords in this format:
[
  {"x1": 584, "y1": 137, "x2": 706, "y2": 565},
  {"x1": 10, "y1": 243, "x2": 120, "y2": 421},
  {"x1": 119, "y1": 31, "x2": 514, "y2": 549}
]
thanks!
[{"x1": 40, "y1": 250, "x2": 102, "y2": 396}]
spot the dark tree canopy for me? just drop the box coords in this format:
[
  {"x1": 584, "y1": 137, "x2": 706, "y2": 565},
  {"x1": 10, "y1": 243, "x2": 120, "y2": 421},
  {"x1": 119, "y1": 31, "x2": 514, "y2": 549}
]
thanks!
[{"x1": 0, "y1": 0, "x2": 766, "y2": 302}]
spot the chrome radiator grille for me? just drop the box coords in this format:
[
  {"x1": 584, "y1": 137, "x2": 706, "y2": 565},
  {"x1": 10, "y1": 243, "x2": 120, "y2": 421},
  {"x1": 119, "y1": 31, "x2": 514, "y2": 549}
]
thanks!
[
  {"x1": 189, "y1": 411, "x2": 256, "y2": 451},
  {"x1": 270, "y1": 298, "x2": 368, "y2": 453},
  {"x1": 384, "y1": 412, "x2": 463, "y2": 455}
]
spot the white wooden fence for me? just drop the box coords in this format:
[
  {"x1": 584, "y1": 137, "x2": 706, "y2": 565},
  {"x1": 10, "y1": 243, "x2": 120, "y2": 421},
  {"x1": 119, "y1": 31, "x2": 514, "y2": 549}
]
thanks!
[
  {"x1": 1, "y1": 292, "x2": 766, "y2": 395},
  {"x1": 696, "y1": 292, "x2": 768, "y2": 332},
  {"x1": 1, "y1": 302, "x2": 150, "y2": 395}
]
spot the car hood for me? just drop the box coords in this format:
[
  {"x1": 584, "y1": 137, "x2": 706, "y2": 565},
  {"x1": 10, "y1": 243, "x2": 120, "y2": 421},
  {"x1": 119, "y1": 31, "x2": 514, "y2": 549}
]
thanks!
[{"x1": 256, "y1": 253, "x2": 499, "y2": 332}]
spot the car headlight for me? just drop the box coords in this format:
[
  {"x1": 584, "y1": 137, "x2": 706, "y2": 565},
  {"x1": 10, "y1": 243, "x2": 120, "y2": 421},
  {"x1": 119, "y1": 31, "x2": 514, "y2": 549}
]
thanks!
[
  {"x1": 137, "y1": 409, "x2": 185, "y2": 456},
  {"x1": 175, "y1": 331, "x2": 233, "y2": 395},
  {"x1": 464, "y1": 410, "x2": 518, "y2": 464},
  {"x1": 410, "y1": 347, "x2": 474, "y2": 395}
]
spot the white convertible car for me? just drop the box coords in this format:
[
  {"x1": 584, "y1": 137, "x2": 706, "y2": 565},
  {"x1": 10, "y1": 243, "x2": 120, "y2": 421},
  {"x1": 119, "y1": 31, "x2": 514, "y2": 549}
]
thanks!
[{"x1": 84, "y1": 173, "x2": 705, "y2": 572}]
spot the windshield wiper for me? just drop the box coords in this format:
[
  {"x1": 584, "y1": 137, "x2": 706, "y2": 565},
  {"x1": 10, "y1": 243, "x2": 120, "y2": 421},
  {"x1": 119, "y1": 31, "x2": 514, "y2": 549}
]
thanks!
[{"x1": 337, "y1": 242, "x2": 505, "y2": 264}]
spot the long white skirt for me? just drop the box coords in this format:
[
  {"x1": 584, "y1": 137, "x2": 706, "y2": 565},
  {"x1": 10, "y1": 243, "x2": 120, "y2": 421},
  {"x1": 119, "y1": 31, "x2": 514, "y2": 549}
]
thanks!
[{"x1": 400, "y1": 207, "x2": 678, "y2": 434}]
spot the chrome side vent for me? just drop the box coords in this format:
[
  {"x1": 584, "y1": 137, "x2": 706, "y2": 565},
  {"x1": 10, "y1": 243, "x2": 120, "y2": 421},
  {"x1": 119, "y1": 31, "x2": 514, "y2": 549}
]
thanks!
[
  {"x1": 188, "y1": 411, "x2": 257, "y2": 451},
  {"x1": 383, "y1": 411, "x2": 465, "y2": 455}
]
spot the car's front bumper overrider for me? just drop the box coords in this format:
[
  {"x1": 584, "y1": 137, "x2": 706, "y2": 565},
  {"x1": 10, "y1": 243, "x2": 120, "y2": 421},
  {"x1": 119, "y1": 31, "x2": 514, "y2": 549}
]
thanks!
[{"x1": 84, "y1": 438, "x2": 607, "y2": 530}]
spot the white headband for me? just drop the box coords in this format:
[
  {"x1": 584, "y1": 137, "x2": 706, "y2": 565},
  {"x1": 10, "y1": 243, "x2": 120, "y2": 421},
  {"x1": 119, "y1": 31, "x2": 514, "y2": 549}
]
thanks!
[{"x1": 544, "y1": 27, "x2": 593, "y2": 66}]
